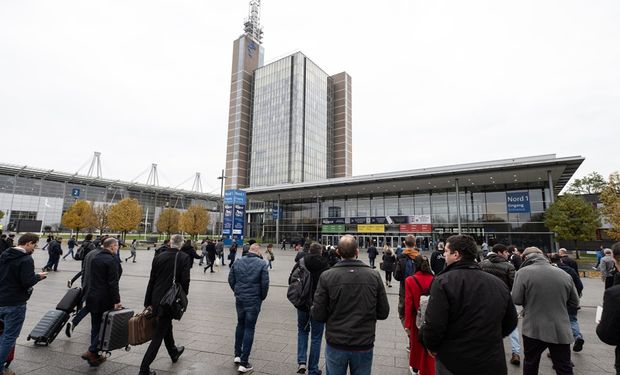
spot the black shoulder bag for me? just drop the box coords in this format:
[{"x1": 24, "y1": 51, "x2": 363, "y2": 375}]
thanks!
[{"x1": 159, "y1": 252, "x2": 188, "y2": 320}]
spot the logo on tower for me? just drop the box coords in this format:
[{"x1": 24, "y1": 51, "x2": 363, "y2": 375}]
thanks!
[{"x1": 247, "y1": 41, "x2": 256, "y2": 57}]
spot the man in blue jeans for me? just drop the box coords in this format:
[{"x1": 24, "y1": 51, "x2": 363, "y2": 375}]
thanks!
[
  {"x1": 312, "y1": 235, "x2": 390, "y2": 375},
  {"x1": 229, "y1": 243, "x2": 269, "y2": 373},
  {"x1": 291, "y1": 242, "x2": 329, "y2": 374},
  {"x1": 0, "y1": 233, "x2": 47, "y2": 375}
]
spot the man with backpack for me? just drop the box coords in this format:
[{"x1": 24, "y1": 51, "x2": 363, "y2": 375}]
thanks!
[
  {"x1": 288, "y1": 242, "x2": 329, "y2": 375},
  {"x1": 421, "y1": 235, "x2": 517, "y2": 375},
  {"x1": 393, "y1": 235, "x2": 419, "y2": 328},
  {"x1": 311, "y1": 235, "x2": 389, "y2": 375}
]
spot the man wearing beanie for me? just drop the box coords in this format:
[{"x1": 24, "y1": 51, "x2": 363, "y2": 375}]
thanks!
[{"x1": 512, "y1": 247, "x2": 580, "y2": 375}]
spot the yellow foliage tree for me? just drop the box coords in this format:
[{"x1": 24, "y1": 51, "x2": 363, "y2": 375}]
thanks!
[
  {"x1": 108, "y1": 198, "x2": 143, "y2": 240},
  {"x1": 156, "y1": 208, "x2": 180, "y2": 237},
  {"x1": 93, "y1": 204, "x2": 111, "y2": 235},
  {"x1": 179, "y1": 204, "x2": 209, "y2": 239},
  {"x1": 601, "y1": 171, "x2": 620, "y2": 240},
  {"x1": 61, "y1": 200, "x2": 97, "y2": 239}
]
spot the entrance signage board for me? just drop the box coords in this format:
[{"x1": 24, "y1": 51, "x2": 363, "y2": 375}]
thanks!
[
  {"x1": 322, "y1": 218, "x2": 346, "y2": 225},
  {"x1": 322, "y1": 224, "x2": 345, "y2": 233},
  {"x1": 350, "y1": 217, "x2": 368, "y2": 224},
  {"x1": 357, "y1": 224, "x2": 385, "y2": 233},
  {"x1": 506, "y1": 192, "x2": 531, "y2": 213}
]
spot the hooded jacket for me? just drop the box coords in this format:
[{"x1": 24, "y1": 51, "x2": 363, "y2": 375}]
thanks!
[
  {"x1": 480, "y1": 253, "x2": 515, "y2": 289},
  {"x1": 0, "y1": 248, "x2": 43, "y2": 306},
  {"x1": 512, "y1": 254, "x2": 579, "y2": 344},
  {"x1": 393, "y1": 248, "x2": 419, "y2": 282}
]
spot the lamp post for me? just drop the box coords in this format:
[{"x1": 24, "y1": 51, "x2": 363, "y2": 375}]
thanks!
[{"x1": 217, "y1": 169, "x2": 227, "y2": 238}]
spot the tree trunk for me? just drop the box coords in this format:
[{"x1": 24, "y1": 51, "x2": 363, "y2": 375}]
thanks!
[{"x1": 575, "y1": 240, "x2": 580, "y2": 259}]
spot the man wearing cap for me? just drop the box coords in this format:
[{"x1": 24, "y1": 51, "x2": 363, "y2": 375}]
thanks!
[{"x1": 512, "y1": 247, "x2": 580, "y2": 375}]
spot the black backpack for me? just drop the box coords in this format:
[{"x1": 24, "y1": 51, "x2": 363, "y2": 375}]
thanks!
[
  {"x1": 74, "y1": 241, "x2": 91, "y2": 261},
  {"x1": 287, "y1": 259, "x2": 314, "y2": 311}
]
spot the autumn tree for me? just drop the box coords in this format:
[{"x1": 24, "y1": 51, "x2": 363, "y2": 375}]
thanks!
[
  {"x1": 601, "y1": 171, "x2": 620, "y2": 240},
  {"x1": 544, "y1": 194, "x2": 600, "y2": 257},
  {"x1": 108, "y1": 198, "x2": 143, "y2": 240},
  {"x1": 93, "y1": 204, "x2": 111, "y2": 235},
  {"x1": 61, "y1": 200, "x2": 97, "y2": 239},
  {"x1": 156, "y1": 208, "x2": 180, "y2": 237},
  {"x1": 179, "y1": 204, "x2": 209, "y2": 239},
  {"x1": 567, "y1": 172, "x2": 607, "y2": 194}
]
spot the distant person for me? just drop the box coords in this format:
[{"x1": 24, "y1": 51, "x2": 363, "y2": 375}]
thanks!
[
  {"x1": 63, "y1": 235, "x2": 77, "y2": 260},
  {"x1": 203, "y1": 240, "x2": 217, "y2": 273},
  {"x1": 512, "y1": 247, "x2": 579, "y2": 375},
  {"x1": 393, "y1": 235, "x2": 419, "y2": 328},
  {"x1": 125, "y1": 239, "x2": 138, "y2": 263},
  {"x1": 596, "y1": 242, "x2": 620, "y2": 374},
  {"x1": 593, "y1": 245, "x2": 604, "y2": 270},
  {"x1": 281, "y1": 239, "x2": 287, "y2": 250},
  {"x1": 0, "y1": 233, "x2": 47, "y2": 375},
  {"x1": 139, "y1": 234, "x2": 189, "y2": 375},
  {"x1": 228, "y1": 243, "x2": 269, "y2": 373},
  {"x1": 367, "y1": 241, "x2": 378, "y2": 268},
  {"x1": 508, "y1": 245, "x2": 522, "y2": 270},
  {"x1": 312, "y1": 235, "x2": 389, "y2": 375},
  {"x1": 550, "y1": 254, "x2": 585, "y2": 352},
  {"x1": 382, "y1": 246, "x2": 396, "y2": 287},
  {"x1": 180, "y1": 240, "x2": 201, "y2": 268},
  {"x1": 198, "y1": 239, "x2": 208, "y2": 266},
  {"x1": 558, "y1": 248, "x2": 578, "y2": 275},
  {"x1": 216, "y1": 239, "x2": 225, "y2": 266},
  {"x1": 155, "y1": 239, "x2": 170, "y2": 256},
  {"x1": 264, "y1": 243, "x2": 274, "y2": 270},
  {"x1": 421, "y1": 235, "x2": 517, "y2": 375},
  {"x1": 430, "y1": 241, "x2": 445, "y2": 275},
  {"x1": 228, "y1": 241, "x2": 238, "y2": 267},
  {"x1": 600, "y1": 249, "x2": 617, "y2": 289},
  {"x1": 43, "y1": 236, "x2": 63, "y2": 272}
]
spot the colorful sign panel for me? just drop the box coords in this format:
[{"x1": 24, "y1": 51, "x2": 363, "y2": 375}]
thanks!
[
  {"x1": 357, "y1": 224, "x2": 385, "y2": 233},
  {"x1": 322, "y1": 218, "x2": 346, "y2": 225},
  {"x1": 400, "y1": 214, "x2": 432, "y2": 233},
  {"x1": 350, "y1": 217, "x2": 368, "y2": 224},
  {"x1": 322, "y1": 224, "x2": 345, "y2": 233},
  {"x1": 506, "y1": 192, "x2": 531, "y2": 213},
  {"x1": 223, "y1": 189, "x2": 246, "y2": 241}
]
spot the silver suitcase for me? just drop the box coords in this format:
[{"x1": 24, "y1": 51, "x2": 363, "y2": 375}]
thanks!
[{"x1": 97, "y1": 308, "x2": 134, "y2": 353}]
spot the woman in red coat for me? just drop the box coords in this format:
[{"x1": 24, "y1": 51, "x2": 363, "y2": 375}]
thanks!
[{"x1": 404, "y1": 255, "x2": 435, "y2": 375}]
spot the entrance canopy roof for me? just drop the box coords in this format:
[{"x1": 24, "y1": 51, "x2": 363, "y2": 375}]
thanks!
[{"x1": 244, "y1": 154, "x2": 584, "y2": 201}]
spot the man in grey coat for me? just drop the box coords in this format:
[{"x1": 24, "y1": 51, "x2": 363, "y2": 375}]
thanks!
[{"x1": 512, "y1": 247, "x2": 580, "y2": 375}]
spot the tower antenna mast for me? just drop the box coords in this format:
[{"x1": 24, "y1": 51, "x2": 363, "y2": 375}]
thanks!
[{"x1": 244, "y1": 0, "x2": 263, "y2": 43}]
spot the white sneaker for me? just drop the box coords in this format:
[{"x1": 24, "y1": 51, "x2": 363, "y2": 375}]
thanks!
[
  {"x1": 234, "y1": 356, "x2": 241, "y2": 364},
  {"x1": 238, "y1": 363, "x2": 253, "y2": 373}
]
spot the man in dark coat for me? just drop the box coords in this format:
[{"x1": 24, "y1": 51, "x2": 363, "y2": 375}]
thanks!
[
  {"x1": 311, "y1": 235, "x2": 389, "y2": 375},
  {"x1": 421, "y1": 235, "x2": 518, "y2": 375},
  {"x1": 430, "y1": 242, "x2": 446, "y2": 275},
  {"x1": 140, "y1": 234, "x2": 190, "y2": 375},
  {"x1": 367, "y1": 241, "x2": 378, "y2": 268},
  {"x1": 292, "y1": 242, "x2": 329, "y2": 375},
  {"x1": 203, "y1": 240, "x2": 217, "y2": 273},
  {"x1": 559, "y1": 248, "x2": 579, "y2": 275},
  {"x1": 43, "y1": 236, "x2": 63, "y2": 271},
  {"x1": 228, "y1": 243, "x2": 269, "y2": 373},
  {"x1": 481, "y1": 244, "x2": 521, "y2": 366},
  {"x1": 82, "y1": 237, "x2": 122, "y2": 367},
  {"x1": 0, "y1": 234, "x2": 8, "y2": 255},
  {"x1": 551, "y1": 254, "x2": 585, "y2": 352},
  {"x1": 0, "y1": 233, "x2": 47, "y2": 375}
]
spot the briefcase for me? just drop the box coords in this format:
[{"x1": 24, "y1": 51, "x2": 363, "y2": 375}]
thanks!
[{"x1": 128, "y1": 307, "x2": 155, "y2": 346}]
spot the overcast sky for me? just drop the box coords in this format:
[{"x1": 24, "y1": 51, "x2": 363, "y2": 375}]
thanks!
[{"x1": 1, "y1": 0, "x2": 618, "y2": 194}]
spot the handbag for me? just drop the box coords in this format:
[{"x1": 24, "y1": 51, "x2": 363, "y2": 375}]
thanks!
[
  {"x1": 128, "y1": 307, "x2": 155, "y2": 345},
  {"x1": 379, "y1": 262, "x2": 385, "y2": 270},
  {"x1": 159, "y1": 252, "x2": 188, "y2": 320},
  {"x1": 214, "y1": 256, "x2": 222, "y2": 268}
]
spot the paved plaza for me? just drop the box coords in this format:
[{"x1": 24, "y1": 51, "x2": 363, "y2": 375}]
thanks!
[{"x1": 4, "y1": 243, "x2": 617, "y2": 374}]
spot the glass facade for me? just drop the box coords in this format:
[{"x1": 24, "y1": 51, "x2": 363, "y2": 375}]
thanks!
[
  {"x1": 0, "y1": 170, "x2": 220, "y2": 234},
  {"x1": 251, "y1": 184, "x2": 554, "y2": 252},
  {"x1": 249, "y1": 52, "x2": 330, "y2": 187}
]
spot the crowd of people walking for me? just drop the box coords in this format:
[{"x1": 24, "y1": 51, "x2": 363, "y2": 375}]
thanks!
[{"x1": 0, "y1": 231, "x2": 619, "y2": 375}]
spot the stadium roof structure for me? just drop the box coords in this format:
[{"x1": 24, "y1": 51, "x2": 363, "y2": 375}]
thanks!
[
  {"x1": 0, "y1": 162, "x2": 219, "y2": 201},
  {"x1": 244, "y1": 154, "x2": 584, "y2": 201}
]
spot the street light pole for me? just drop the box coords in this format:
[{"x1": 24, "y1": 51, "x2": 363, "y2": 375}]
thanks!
[{"x1": 217, "y1": 169, "x2": 227, "y2": 238}]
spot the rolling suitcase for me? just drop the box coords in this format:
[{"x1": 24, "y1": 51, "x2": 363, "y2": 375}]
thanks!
[
  {"x1": 98, "y1": 308, "x2": 134, "y2": 354},
  {"x1": 27, "y1": 309, "x2": 69, "y2": 345},
  {"x1": 56, "y1": 287, "x2": 82, "y2": 313}
]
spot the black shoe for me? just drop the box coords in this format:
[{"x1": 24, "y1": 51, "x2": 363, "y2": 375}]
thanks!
[
  {"x1": 210, "y1": 270, "x2": 215, "y2": 273},
  {"x1": 203, "y1": 267, "x2": 207, "y2": 273},
  {"x1": 171, "y1": 346, "x2": 185, "y2": 363},
  {"x1": 139, "y1": 371, "x2": 157, "y2": 375},
  {"x1": 65, "y1": 322, "x2": 72, "y2": 337},
  {"x1": 573, "y1": 338, "x2": 584, "y2": 352}
]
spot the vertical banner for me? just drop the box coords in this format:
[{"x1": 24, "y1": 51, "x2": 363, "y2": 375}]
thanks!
[{"x1": 223, "y1": 189, "x2": 246, "y2": 245}]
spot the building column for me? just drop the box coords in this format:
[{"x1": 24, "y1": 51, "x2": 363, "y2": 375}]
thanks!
[
  {"x1": 275, "y1": 195, "x2": 280, "y2": 244},
  {"x1": 547, "y1": 170, "x2": 558, "y2": 252},
  {"x1": 455, "y1": 178, "x2": 462, "y2": 235}
]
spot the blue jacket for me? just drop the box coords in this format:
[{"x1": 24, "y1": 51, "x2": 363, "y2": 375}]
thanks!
[
  {"x1": 0, "y1": 248, "x2": 43, "y2": 306},
  {"x1": 228, "y1": 253, "x2": 269, "y2": 302}
]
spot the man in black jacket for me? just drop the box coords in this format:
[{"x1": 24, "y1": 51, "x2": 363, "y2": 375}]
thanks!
[
  {"x1": 43, "y1": 236, "x2": 62, "y2": 272},
  {"x1": 140, "y1": 234, "x2": 189, "y2": 375},
  {"x1": 421, "y1": 235, "x2": 517, "y2": 375},
  {"x1": 559, "y1": 248, "x2": 579, "y2": 275},
  {"x1": 293, "y1": 242, "x2": 329, "y2": 375},
  {"x1": 82, "y1": 237, "x2": 122, "y2": 367},
  {"x1": 0, "y1": 233, "x2": 47, "y2": 375},
  {"x1": 596, "y1": 242, "x2": 620, "y2": 375},
  {"x1": 311, "y1": 235, "x2": 389, "y2": 375},
  {"x1": 550, "y1": 254, "x2": 585, "y2": 352}
]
